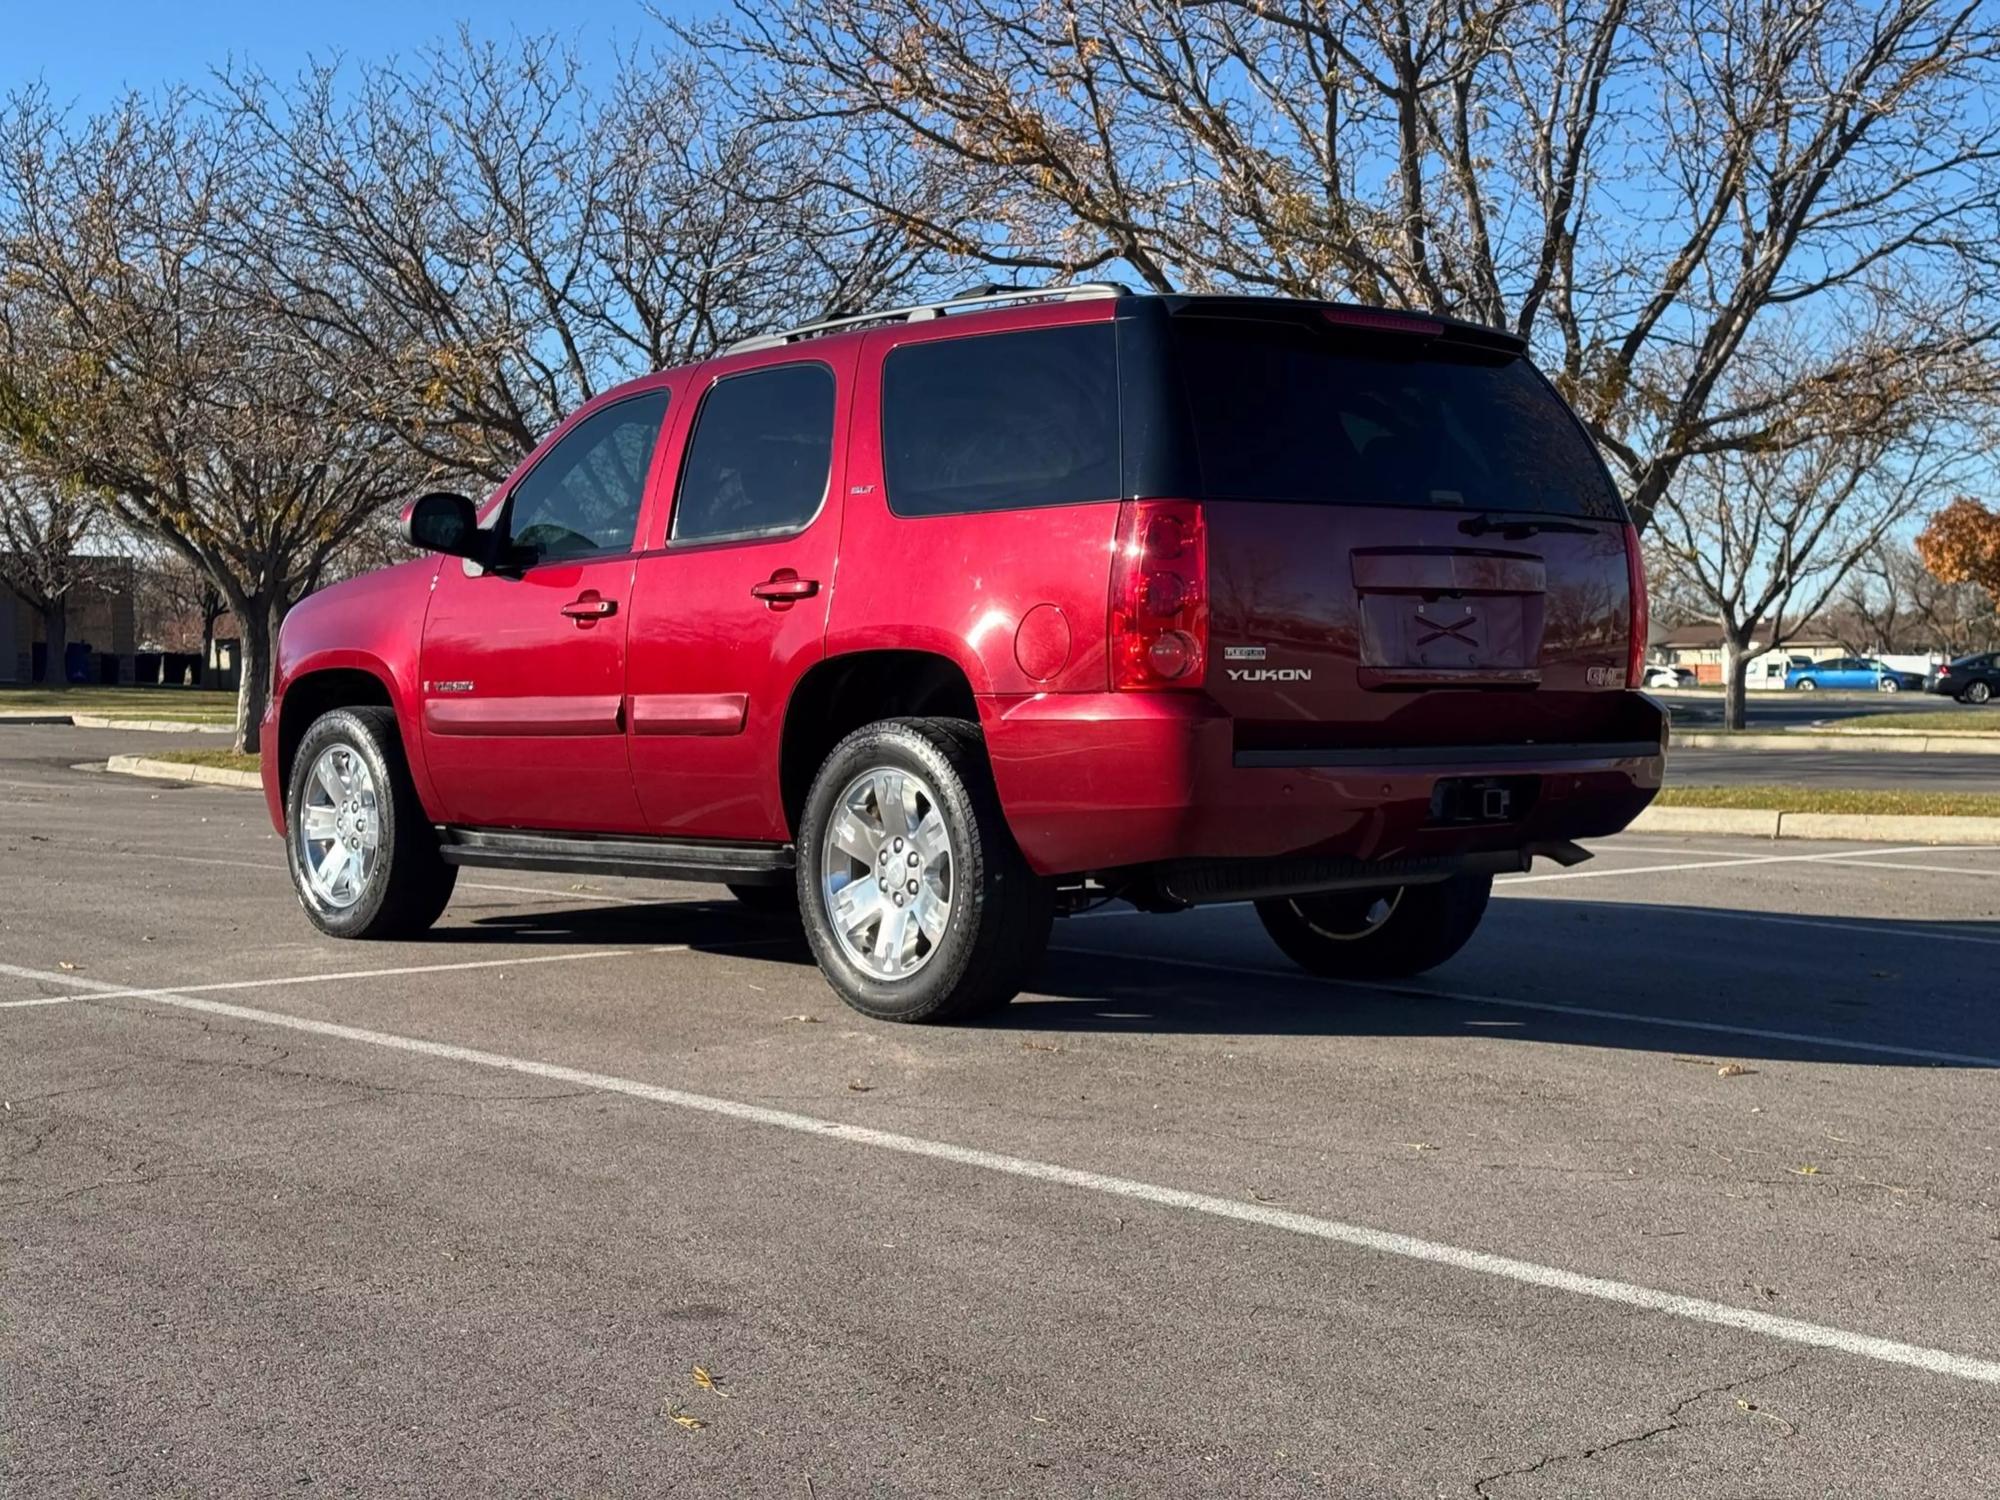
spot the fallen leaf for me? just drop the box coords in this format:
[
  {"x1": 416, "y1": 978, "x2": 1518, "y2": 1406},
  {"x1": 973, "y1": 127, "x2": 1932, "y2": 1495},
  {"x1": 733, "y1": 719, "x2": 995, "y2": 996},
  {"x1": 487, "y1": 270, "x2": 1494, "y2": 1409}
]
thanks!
[
  {"x1": 57, "y1": 961, "x2": 77, "y2": 972},
  {"x1": 665, "y1": 1406, "x2": 706, "y2": 1432},
  {"x1": 1403, "y1": 1142, "x2": 1435, "y2": 1152},
  {"x1": 1789, "y1": 1164, "x2": 1821, "y2": 1176},
  {"x1": 785, "y1": 1014, "x2": 821, "y2": 1024},
  {"x1": 1249, "y1": 1188, "x2": 1282, "y2": 1203},
  {"x1": 691, "y1": 1365, "x2": 729, "y2": 1397},
  {"x1": 1737, "y1": 1397, "x2": 1797, "y2": 1436},
  {"x1": 1717, "y1": 1063, "x2": 1756, "y2": 1078},
  {"x1": 847, "y1": 1081, "x2": 874, "y2": 1092}
]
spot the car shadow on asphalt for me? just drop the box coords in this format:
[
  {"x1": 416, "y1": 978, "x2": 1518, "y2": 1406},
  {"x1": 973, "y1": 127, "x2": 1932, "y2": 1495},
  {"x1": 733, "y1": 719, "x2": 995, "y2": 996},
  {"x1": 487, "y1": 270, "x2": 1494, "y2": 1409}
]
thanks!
[{"x1": 446, "y1": 893, "x2": 1996, "y2": 1067}]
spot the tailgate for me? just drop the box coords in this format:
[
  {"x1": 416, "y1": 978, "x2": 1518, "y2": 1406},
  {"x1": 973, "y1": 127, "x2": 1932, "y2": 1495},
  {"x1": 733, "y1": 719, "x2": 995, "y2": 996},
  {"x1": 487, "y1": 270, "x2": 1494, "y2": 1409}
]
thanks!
[
  {"x1": 1205, "y1": 503, "x2": 1644, "y2": 752},
  {"x1": 1148, "y1": 300, "x2": 1647, "y2": 755}
]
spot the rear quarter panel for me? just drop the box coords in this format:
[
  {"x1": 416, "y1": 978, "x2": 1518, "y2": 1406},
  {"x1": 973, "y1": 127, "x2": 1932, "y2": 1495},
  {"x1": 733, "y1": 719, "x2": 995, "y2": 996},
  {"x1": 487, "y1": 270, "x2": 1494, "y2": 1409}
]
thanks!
[{"x1": 827, "y1": 309, "x2": 1121, "y2": 694}]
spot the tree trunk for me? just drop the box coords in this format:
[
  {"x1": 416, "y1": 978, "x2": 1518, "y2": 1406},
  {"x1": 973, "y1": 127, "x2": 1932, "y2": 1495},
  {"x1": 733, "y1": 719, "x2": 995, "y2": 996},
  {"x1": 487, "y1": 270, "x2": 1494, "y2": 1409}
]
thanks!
[
  {"x1": 40, "y1": 596, "x2": 68, "y2": 685},
  {"x1": 1721, "y1": 634, "x2": 1751, "y2": 731},
  {"x1": 234, "y1": 598, "x2": 275, "y2": 755}
]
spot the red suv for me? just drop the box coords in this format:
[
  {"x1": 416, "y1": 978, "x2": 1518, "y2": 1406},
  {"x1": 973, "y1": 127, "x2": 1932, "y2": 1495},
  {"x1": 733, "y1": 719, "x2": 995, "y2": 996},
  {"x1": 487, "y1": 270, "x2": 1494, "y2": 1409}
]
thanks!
[{"x1": 263, "y1": 286, "x2": 1663, "y2": 1022}]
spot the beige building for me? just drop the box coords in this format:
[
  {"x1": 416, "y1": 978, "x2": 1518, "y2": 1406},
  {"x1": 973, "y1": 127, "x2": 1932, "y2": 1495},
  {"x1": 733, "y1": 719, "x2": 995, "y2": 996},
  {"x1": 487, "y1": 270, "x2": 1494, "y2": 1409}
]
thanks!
[
  {"x1": 0, "y1": 558, "x2": 138, "y2": 683},
  {"x1": 1652, "y1": 622, "x2": 1846, "y2": 686}
]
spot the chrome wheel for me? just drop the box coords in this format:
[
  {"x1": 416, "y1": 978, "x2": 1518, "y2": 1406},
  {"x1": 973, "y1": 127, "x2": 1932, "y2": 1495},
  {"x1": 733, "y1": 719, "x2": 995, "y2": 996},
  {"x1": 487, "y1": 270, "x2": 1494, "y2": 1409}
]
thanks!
[
  {"x1": 296, "y1": 743, "x2": 381, "y2": 911},
  {"x1": 1968, "y1": 682, "x2": 1993, "y2": 705},
  {"x1": 819, "y1": 766, "x2": 954, "y2": 980},
  {"x1": 1290, "y1": 888, "x2": 1404, "y2": 941}
]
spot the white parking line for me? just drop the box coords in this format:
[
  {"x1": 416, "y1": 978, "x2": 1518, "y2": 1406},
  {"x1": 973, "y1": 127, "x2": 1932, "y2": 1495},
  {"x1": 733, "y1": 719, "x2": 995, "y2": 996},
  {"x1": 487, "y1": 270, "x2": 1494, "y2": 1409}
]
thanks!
[
  {"x1": 1820, "y1": 858, "x2": 2000, "y2": 879},
  {"x1": 1489, "y1": 894, "x2": 2000, "y2": 948},
  {"x1": 6, "y1": 954, "x2": 1997, "y2": 1387},
  {"x1": 1070, "y1": 843, "x2": 1972, "y2": 920},
  {"x1": 0, "y1": 938, "x2": 790, "y2": 1010},
  {"x1": 1046, "y1": 947, "x2": 2000, "y2": 1067},
  {"x1": 1498, "y1": 844, "x2": 1957, "y2": 885}
]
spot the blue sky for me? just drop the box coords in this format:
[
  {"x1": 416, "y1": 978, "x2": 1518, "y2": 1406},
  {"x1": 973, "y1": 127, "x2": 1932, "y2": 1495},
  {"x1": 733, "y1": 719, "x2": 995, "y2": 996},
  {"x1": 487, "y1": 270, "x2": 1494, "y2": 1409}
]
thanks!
[{"x1": 8, "y1": 0, "x2": 708, "y2": 107}]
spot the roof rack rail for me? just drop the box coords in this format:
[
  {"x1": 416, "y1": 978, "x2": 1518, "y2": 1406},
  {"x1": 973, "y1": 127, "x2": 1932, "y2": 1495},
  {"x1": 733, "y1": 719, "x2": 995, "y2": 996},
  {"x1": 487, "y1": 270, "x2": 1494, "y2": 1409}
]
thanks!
[{"x1": 725, "y1": 281, "x2": 1128, "y2": 354}]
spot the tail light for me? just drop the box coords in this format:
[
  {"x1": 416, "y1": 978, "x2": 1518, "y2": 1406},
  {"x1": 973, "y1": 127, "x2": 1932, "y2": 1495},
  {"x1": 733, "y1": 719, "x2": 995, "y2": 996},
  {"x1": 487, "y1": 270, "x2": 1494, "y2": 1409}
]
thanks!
[
  {"x1": 1110, "y1": 500, "x2": 1207, "y2": 690},
  {"x1": 1623, "y1": 522, "x2": 1648, "y2": 690},
  {"x1": 1938, "y1": 663, "x2": 1953, "y2": 678}
]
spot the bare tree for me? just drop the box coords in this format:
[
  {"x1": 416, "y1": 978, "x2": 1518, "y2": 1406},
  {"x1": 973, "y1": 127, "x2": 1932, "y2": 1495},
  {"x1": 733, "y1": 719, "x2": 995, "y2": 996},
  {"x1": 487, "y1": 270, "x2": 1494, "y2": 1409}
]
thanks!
[
  {"x1": 0, "y1": 461, "x2": 103, "y2": 683},
  {"x1": 701, "y1": 0, "x2": 2000, "y2": 528},
  {"x1": 0, "y1": 90, "x2": 419, "y2": 749},
  {"x1": 1651, "y1": 417, "x2": 1972, "y2": 727},
  {"x1": 132, "y1": 543, "x2": 229, "y2": 680},
  {"x1": 1846, "y1": 534, "x2": 2000, "y2": 655},
  {"x1": 218, "y1": 33, "x2": 954, "y2": 485}
]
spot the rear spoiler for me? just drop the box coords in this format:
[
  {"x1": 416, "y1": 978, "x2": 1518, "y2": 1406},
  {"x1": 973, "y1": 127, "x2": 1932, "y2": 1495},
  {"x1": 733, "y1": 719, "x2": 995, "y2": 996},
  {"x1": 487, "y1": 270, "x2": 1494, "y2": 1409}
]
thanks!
[{"x1": 1150, "y1": 294, "x2": 1525, "y2": 359}]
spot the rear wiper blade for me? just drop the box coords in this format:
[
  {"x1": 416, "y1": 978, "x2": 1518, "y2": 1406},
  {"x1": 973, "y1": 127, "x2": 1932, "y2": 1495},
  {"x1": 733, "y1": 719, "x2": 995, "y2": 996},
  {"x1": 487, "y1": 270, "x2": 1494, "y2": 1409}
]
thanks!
[{"x1": 1458, "y1": 514, "x2": 1598, "y2": 540}]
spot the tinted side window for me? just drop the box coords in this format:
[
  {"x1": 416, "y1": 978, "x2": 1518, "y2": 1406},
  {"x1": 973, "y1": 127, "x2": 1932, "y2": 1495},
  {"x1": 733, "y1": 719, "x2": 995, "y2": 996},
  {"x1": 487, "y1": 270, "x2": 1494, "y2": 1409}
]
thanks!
[
  {"x1": 673, "y1": 364, "x2": 835, "y2": 543},
  {"x1": 883, "y1": 324, "x2": 1119, "y2": 517},
  {"x1": 509, "y1": 390, "x2": 670, "y2": 562}
]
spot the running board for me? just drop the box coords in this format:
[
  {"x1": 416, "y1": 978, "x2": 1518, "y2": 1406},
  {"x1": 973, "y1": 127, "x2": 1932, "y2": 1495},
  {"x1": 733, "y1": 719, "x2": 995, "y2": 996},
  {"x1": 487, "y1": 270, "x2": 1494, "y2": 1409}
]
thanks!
[{"x1": 438, "y1": 827, "x2": 794, "y2": 885}]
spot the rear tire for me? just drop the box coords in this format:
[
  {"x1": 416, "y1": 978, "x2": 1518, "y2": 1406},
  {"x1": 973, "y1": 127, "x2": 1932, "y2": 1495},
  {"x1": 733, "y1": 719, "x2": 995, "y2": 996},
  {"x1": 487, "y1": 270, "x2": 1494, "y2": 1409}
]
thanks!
[
  {"x1": 798, "y1": 717, "x2": 1052, "y2": 1023},
  {"x1": 286, "y1": 706, "x2": 455, "y2": 940},
  {"x1": 1793, "y1": 678, "x2": 1817, "y2": 692},
  {"x1": 1965, "y1": 681, "x2": 1993, "y2": 705},
  {"x1": 1255, "y1": 874, "x2": 1492, "y2": 980}
]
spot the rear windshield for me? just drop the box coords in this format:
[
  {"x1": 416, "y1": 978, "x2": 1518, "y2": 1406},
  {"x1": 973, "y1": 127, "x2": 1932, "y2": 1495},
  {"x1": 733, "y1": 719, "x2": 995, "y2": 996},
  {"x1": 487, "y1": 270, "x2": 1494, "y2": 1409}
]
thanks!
[{"x1": 1170, "y1": 316, "x2": 1623, "y2": 520}]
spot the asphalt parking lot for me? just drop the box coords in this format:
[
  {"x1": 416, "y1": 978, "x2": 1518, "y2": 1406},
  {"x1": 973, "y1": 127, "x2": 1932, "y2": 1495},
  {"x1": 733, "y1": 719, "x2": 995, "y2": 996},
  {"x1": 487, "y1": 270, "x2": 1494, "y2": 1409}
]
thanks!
[{"x1": 5, "y1": 725, "x2": 2000, "y2": 1497}]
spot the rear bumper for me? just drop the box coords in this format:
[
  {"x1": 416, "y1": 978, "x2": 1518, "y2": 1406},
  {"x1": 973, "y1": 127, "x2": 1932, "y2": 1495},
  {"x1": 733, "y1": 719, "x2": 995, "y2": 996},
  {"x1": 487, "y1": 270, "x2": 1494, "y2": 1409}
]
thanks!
[{"x1": 979, "y1": 693, "x2": 1665, "y2": 877}]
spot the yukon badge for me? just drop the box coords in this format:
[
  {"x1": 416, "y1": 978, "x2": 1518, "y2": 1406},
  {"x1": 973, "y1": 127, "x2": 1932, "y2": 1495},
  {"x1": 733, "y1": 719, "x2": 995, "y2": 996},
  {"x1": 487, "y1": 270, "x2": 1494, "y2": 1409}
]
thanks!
[{"x1": 1228, "y1": 667, "x2": 1313, "y2": 683}]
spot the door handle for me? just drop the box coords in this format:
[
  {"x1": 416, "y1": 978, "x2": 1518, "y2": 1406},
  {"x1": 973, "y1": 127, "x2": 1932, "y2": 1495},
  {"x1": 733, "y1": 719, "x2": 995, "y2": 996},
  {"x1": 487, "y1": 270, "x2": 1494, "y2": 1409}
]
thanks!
[
  {"x1": 561, "y1": 593, "x2": 617, "y2": 624},
  {"x1": 750, "y1": 570, "x2": 820, "y2": 609}
]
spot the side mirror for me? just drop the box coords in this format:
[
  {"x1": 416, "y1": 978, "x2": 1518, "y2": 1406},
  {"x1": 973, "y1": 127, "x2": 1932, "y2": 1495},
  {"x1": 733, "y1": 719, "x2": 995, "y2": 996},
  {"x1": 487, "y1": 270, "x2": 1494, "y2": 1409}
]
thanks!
[{"x1": 400, "y1": 492, "x2": 482, "y2": 559}]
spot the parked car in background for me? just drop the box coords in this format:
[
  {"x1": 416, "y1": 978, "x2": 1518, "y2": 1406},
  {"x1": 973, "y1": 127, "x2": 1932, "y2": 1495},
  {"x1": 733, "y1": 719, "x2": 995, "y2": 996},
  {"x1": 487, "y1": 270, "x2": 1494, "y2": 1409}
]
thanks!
[
  {"x1": 1930, "y1": 653, "x2": 2000, "y2": 704},
  {"x1": 1641, "y1": 664, "x2": 1694, "y2": 689},
  {"x1": 1785, "y1": 656, "x2": 1926, "y2": 693}
]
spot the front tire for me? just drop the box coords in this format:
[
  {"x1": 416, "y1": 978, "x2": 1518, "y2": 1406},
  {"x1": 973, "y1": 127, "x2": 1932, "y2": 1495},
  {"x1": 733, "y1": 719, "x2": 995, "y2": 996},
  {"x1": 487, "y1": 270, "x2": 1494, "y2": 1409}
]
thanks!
[
  {"x1": 798, "y1": 717, "x2": 1052, "y2": 1023},
  {"x1": 1880, "y1": 676, "x2": 1902, "y2": 693},
  {"x1": 1255, "y1": 874, "x2": 1493, "y2": 980},
  {"x1": 286, "y1": 706, "x2": 455, "y2": 940}
]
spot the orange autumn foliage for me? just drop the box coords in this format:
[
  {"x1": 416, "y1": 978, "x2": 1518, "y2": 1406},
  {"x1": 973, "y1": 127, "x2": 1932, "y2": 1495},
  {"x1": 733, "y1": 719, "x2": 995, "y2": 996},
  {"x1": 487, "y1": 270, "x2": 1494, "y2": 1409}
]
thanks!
[{"x1": 1916, "y1": 499, "x2": 2000, "y2": 604}]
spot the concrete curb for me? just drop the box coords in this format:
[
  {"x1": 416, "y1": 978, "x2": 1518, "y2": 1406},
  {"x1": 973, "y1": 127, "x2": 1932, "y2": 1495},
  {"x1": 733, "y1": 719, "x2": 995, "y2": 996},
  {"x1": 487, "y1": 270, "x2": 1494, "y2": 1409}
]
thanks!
[
  {"x1": 106, "y1": 754, "x2": 261, "y2": 790},
  {"x1": 1631, "y1": 805, "x2": 2000, "y2": 844},
  {"x1": 1671, "y1": 730, "x2": 2000, "y2": 754},
  {"x1": 72, "y1": 714, "x2": 232, "y2": 735},
  {"x1": 0, "y1": 710, "x2": 232, "y2": 734}
]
